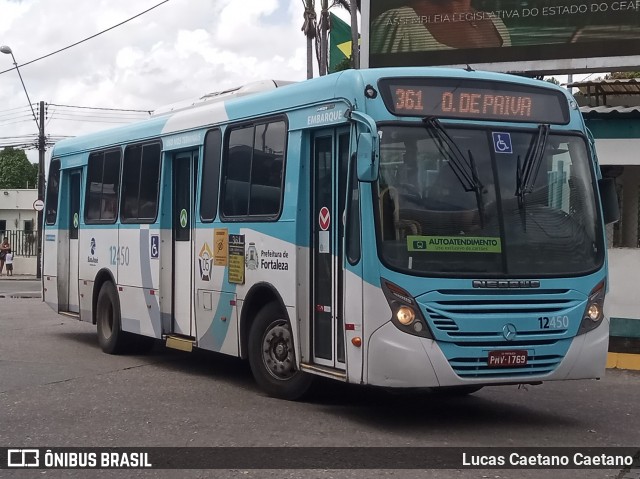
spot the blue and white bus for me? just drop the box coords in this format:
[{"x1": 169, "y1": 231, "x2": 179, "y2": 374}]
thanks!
[{"x1": 43, "y1": 67, "x2": 619, "y2": 399}]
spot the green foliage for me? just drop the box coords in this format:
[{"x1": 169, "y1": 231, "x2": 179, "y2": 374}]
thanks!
[
  {"x1": 0, "y1": 147, "x2": 38, "y2": 189},
  {"x1": 546, "y1": 77, "x2": 560, "y2": 85},
  {"x1": 604, "y1": 72, "x2": 640, "y2": 80}
]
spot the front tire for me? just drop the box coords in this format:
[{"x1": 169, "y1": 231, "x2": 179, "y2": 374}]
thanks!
[
  {"x1": 96, "y1": 281, "x2": 127, "y2": 354},
  {"x1": 248, "y1": 302, "x2": 313, "y2": 400}
]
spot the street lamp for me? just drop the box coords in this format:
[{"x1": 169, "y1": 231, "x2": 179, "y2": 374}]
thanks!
[{"x1": 1, "y1": 45, "x2": 44, "y2": 280}]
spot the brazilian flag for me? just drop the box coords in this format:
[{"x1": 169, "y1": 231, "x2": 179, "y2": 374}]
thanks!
[{"x1": 329, "y1": 13, "x2": 352, "y2": 73}]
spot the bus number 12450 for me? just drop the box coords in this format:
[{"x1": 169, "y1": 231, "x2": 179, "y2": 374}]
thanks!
[{"x1": 538, "y1": 315, "x2": 569, "y2": 330}]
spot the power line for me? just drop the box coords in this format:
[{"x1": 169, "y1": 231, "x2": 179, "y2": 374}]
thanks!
[
  {"x1": 0, "y1": 0, "x2": 170, "y2": 76},
  {"x1": 0, "y1": 118, "x2": 34, "y2": 127},
  {"x1": 49, "y1": 117, "x2": 141, "y2": 124},
  {"x1": 48, "y1": 103, "x2": 152, "y2": 114},
  {"x1": 0, "y1": 105, "x2": 33, "y2": 115}
]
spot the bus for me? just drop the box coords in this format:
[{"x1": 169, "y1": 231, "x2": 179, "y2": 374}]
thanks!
[{"x1": 43, "y1": 67, "x2": 619, "y2": 400}]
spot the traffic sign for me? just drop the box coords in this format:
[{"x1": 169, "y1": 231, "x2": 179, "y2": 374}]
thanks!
[
  {"x1": 319, "y1": 206, "x2": 330, "y2": 231},
  {"x1": 33, "y1": 199, "x2": 45, "y2": 211}
]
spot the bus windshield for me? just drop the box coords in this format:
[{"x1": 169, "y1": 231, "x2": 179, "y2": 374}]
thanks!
[{"x1": 375, "y1": 124, "x2": 603, "y2": 277}]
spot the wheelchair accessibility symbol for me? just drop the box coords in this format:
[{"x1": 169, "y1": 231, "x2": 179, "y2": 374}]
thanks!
[{"x1": 492, "y1": 132, "x2": 512, "y2": 154}]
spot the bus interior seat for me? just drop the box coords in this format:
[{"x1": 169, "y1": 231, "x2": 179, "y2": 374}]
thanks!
[
  {"x1": 379, "y1": 186, "x2": 421, "y2": 240},
  {"x1": 249, "y1": 184, "x2": 280, "y2": 215}
]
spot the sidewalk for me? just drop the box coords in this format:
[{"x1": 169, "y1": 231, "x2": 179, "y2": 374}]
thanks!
[
  {"x1": 607, "y1": 317, "x2": 640, "y2": 371},
  {"x1": 0, "y1": 274, "x2": 38, "y2": 280}
]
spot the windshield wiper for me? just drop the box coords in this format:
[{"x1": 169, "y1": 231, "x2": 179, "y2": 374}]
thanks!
[
  {"x1": 515, "y1": 124, "x2": 549, "y2": 229},
  {"x1": 422, "y1": 116, "x2": 485, "y2": 226},
  {"x1": 516, "y1": 124, "x2": 550, "y2": 204}
]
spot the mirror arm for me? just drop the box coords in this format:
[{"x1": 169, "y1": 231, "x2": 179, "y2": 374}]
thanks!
[{"x1": 346, "y1": 109, "x2": 380, "y2": 163}]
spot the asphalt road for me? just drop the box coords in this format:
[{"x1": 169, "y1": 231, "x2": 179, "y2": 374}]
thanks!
[
  {"x1": 0, "y1": 294, "x2": 639, "y2": 479},
  {"x1": 0, "y1": 278, "x2": 41, "y2": 298}
]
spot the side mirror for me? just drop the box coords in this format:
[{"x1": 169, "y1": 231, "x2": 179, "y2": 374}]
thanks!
[
  {"x1": 598, "y1": 177, "x2": 619, "y2": 225},
  {"x1": 356, "y1": 132, "x2": 379, "y2": 182}
]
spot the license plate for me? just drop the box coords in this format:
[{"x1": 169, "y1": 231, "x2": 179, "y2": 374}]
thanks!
[{"x1": 487, "y1": 350, "x2": 528, "y2": 368}]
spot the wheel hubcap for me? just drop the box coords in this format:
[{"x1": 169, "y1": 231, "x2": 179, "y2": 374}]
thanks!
[{"x1": 262, "y1": 319, "x2": 295, "y2": 380}]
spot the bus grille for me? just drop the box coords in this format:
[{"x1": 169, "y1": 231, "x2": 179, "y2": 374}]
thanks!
[{"x1": 418, "y1": 288, "x2": 585, "y2": 379}]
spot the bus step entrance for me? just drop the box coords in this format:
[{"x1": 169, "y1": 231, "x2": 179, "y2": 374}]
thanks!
[
  {"x1": 164, "y1": 335, "x2": 196, "y2": 352},
  {"x1": 300, "y1": 363, "x2": 347, "y2": 381}
]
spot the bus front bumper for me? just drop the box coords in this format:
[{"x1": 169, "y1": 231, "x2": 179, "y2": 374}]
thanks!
[{"x1": 366, "y1": 318, "x2": 609, "y2": 388}]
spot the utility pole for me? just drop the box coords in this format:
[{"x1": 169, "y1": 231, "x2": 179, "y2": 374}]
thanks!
[
  {"x1": 0, "y1": 45, "x2": 44, "y2": 279},
  {"x1": 36, "y1": 100, "x2": 45, "y2": 279}
]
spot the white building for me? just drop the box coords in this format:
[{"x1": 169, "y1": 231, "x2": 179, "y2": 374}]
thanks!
[
  {"x1": 573, "y1": 79, "x2": 640, "y2": 329},
  {"x1": 0, "y1": 188, "x2": 38, "y2": 275}
]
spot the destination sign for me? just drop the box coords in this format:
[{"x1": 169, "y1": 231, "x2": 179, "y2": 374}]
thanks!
[{"x1": 380, "y1": 78, "x2": 569, "y2": 124}]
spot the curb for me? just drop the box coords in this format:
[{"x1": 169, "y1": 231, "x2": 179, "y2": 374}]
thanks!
[{"x1": 607, "y1": 352, "x2": 640, "y2": 371}]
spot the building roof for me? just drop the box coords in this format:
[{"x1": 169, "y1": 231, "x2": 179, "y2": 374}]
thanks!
[
  {"x1": 580, "y1": 105, "x2": 640, "y2": 118},
  {"x1": 568, "y1": 78, "x2": 640, "y2": 96},
  {"x1": 569, "y1": 78, "x2": 640, "y2": 109}
]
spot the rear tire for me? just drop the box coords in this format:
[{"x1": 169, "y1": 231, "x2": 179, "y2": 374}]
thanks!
[
  {"x1": 96, "y1": 281, "x2": 127, "y2": 354},
  {"x1": 248, "y1": 302, "x2": 313, "y2": 400}
]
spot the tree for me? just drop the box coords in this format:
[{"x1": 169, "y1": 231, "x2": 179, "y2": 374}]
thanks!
[
  {"x1": 604, "y1": 72, "x2": 640, "y2": 80},
  {"x1": 301, "y1": 0, "x2": 317, "y2": 80},
  {"x1": 302, "y1": 0, "x2": 360, "y2": 78},
  {"x1": 0, "y1": 147, "x2": 38, "y2": 189}
]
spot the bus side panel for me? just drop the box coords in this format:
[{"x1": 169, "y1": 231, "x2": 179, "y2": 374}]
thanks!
[
  {"x1": 237, "y1": 228, "x2": 297, "y2": 307},
  {"x1": 343, "y1": 268, "x2": 364, "y2": 384},
  {"x1": 55, "y1": 229, "x2": 71, "y2": 312},
  {"x1": 117, "y1": 226, "x2": 162, "y2": 338},
  {"x1": 196, "y1": 290, "x2": 239, "y2": 356},
  {"x1": 43, "y1": 230, "x2": 60, "y2": 311},
  {"x1": 193, "y1": 224, "x2": 239, "y2": 355},
  {"x1": 78, "y1": 280, "x2": 93, "y2": 323},
  {"x1": 79, "y1": 227, "x2": 118, "y2": 317}
]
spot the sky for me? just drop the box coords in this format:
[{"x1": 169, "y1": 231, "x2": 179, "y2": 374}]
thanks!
[
  {"x1": 0, "y1": 0, "x2": 595, "y2": 168},
  {"x1": 0, "y1": 0, "x2": 351, "y2": 165}
]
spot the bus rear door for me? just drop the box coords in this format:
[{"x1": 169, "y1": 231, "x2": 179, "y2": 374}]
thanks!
[
  {"x1": 61, "y1": 169, "x2": 81, "y2": 314},
  {"x1": 172, "y1": 150, "x2": 198, "y2": 337}
]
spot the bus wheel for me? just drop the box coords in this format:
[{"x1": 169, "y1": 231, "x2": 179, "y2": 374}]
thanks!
[
  {"x1": 248, "y1": 302, "x2": 313, "y2": 400},
  {"x1": 96, "y1": 281, "x2": 127, "y2": 354}
]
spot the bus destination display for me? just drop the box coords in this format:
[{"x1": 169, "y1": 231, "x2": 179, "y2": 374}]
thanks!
[{"x1": 380, "y1": 79, "x2": 569, "y2": 124}]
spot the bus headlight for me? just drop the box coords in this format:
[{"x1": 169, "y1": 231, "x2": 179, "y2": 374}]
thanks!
[
  {"x1": 381, "y1": 279, "x2": 432, "y2": 339},
  {"x1": 587, "y1": 303, "x2": 601, "y2": 321},
  {"x1": 396, "y1": 306, "x2": 415, "y2": 325},
  {"x1": 578, "y1": 280, "x2": 605, "y2": 335}
]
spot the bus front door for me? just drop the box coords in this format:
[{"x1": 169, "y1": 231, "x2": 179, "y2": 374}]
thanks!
[
  {"x1": 172, "y1": 151, "x2": 198, "y2": 337},
  {"x1": 311, "y1": 128, "x2": 350, "y2": 369}
]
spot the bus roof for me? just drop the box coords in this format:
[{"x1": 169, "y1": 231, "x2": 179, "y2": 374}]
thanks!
[{"x1": 52, "y1": 67, "x2": 572, "y2": 158}]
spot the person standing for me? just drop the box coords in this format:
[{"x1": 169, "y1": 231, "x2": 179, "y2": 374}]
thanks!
[
  {"x1": 4, "y1": 250, "x2": 13, "y2": 276},
  {"x1": 0, "y1": 237, "x2": 10, "y2": 276}
]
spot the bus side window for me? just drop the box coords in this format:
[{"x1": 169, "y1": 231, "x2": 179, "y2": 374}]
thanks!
[
  {"x1": 200, "y1": 129, "x2": 222, "y2": 222},
  {"x1": 86, "y1": 149, "x2": 121, "y2": 224},
  {"x1": 120, "y1": 142, "x2": 161, "y2": 223},
  {"x1": 221, "y1": 118, "x2": 286, "y2": 219},
  {"x1": 45, "y1": 160, "x2": 61, "y2": 225}
]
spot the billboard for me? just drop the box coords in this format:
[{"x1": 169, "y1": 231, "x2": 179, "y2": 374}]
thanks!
[{"x1": 362, "y1": 0, "x2": 640, "y2": 74}]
